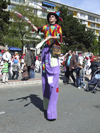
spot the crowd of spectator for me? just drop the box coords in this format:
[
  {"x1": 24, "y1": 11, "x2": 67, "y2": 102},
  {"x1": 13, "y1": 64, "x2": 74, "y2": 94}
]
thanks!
[
  {"x1": 0, "y1": 47, "x2": 100, "y2": 88},
  {"x1": 60, "y1": 50, "x2": 100, "y2": 89},
  {"x1": 0, "y1": 47, "x2": 42, "y2": 83}
]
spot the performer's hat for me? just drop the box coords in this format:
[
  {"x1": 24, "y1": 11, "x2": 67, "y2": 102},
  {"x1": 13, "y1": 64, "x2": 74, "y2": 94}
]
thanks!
[{"x1": 47, "y1": 11, "x2": 63, "y2": 23}]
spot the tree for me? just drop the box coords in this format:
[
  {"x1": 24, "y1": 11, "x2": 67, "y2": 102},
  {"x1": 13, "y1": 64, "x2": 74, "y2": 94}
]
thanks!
[
  {"x1": 89, "y1": 37, "x2": 100, "y2": 55},
  {"x1": 0, "y1": 0, "x2": 10, "y2": 45},
  {"x1": 4, "y1": 3, "x2": 47, "y2": 49},
  {"x1": 58, "y1": 6, "x2": 96, "y2": 53}
]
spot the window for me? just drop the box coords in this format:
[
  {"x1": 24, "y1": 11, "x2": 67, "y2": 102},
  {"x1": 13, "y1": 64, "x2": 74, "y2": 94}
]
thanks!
[
  {"x1": 11, "y1": 0, "x2": 18, "y2": 2},
  {"x1": 42, "y1": 12, "x2": 47, "y2": 17},
  {"x1": 19, "y1": 0, "x2": 25, "y2": 3},
  {"x1": 88, "y1": 15, "x2": 95, "y2": 21},
  {"x1": 68, "y1": 10, "x2": 73, "y2": 15},
  {"x1": 80, "y1": 13, "x2": 85, "y2": 18},
  {"x1": 96, "y1": 24, "x2": 100, "y2": 29},
  {"x1": 29, "y1": 0, "x2": 33, "y2": 3},
  {"x1": 96, "y1": 18, "x2": 100, "y2": 23},
  {"x1": 80, "y1": 20, "x2": 86, "y2": 24},
  {"x1": 34, "y1": 9, "x2": 37, "y2": 14},
  {"x1": 34, "y1": 1, "x2": 38, "y2": 8},
  {"x1": 8, "y1": 5, "x2": 15, "y2": 10},
  {"x1": 11, "y1": 0, "x2": 25, "y2": 3},
  {"x1": 90, "y1": 23, "x2": 95, "y2": 27}
]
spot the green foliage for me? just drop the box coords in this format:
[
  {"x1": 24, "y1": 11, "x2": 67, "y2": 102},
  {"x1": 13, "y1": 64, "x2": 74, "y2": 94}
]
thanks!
[
  {"x1": 89, "y1": 38, "x2": 100, "y2": 55},
  {"x1": 0, "y1": 0, "x2": 10, "y2": 45},
  {"x1": 58, "y1": 5, "x2": 96, "y2": 52},
  {"x1": 3, "y1": 3, "x2": 47, "y2": 48}
]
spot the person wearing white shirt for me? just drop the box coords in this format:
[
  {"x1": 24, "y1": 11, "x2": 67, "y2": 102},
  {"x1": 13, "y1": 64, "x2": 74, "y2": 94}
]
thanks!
[
  {"x1": 78, "y1": 54, "x2": 83, "y2": 65},
  {"x1": 2, "y1": 48, "x2": 12, "y2": 79},
  {"x1": 84, "y1": 56, "x2": 91, "y2": 75},
  {"x1": 35, "y1": 56, "x2": 40, "y2": 73},
  {"x1": 2, "y1": 49, "x2": 11, "y2": 62},
  {"x1": 14, "y1": 52, "x2": 19, "y2": 61}
]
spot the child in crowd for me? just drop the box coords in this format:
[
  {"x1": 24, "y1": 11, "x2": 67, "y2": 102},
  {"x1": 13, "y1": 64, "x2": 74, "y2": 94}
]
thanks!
[
  {"x1": 76, "y1": 63, "x2": 86, "y2": 89},
  {"x1": 21, "y1": 63, "x2": 28, "y2": 80},
  {"x1": 0, "y1": 57, "x2": 3, "y2": 77},
  {"x1": 20, "y1": 56, "x2": 24, "y2": 72},
  {"x1": 2, "y1": 58, "x2": 9, "y2": 83},
  {"x1": 35, "y1": 56, "x2": 40, "y2": 73},
  {"x1": 12, "y1": 58, "x2": 19, "y2": 80},
  {"x1": 11, "y1": 55, "x2": 15, "y2": 62}
]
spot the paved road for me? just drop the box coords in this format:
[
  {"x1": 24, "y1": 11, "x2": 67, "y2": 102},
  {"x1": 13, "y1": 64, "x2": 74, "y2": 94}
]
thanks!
[{"x1": 0, "y1": 82, "x2": 100, "y2": 133}]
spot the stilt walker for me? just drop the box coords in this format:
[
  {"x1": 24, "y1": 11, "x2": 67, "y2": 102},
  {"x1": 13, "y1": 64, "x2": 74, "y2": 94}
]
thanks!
[{"x1": 27, "y1": 11, "x2": 63, "y2": 120}]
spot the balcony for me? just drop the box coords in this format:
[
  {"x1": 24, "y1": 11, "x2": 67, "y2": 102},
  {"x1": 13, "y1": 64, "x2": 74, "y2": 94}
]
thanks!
[{"x1": 46, "y1": 7, "x2": 55, "y2": 12}]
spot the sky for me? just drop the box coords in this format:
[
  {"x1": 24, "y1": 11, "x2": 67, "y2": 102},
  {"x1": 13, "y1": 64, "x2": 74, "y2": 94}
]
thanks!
[{"x1": 53, "y1": 0, "x2": 100, "y2": 15}]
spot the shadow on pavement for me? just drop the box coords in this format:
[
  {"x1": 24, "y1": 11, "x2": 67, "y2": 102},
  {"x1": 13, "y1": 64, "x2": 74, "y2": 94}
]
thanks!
[
  {"x1": 8, "y1": 94, "x2": 44, "y2": 112},
  {"x1": 59, "y1": 73, "x2": 66, "y2": 83}
]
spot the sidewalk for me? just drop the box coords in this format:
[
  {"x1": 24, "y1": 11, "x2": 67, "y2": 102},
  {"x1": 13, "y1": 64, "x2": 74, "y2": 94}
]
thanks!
[
  {"x1": 0, "y1": 72, "x2": 42, "y2": 88},
  {"x1": 0, "y1": 72, "x2": 91, "y2": 88},
  {"x1": 0, "y1": 72, "x2": 63, "y2": 88},
  {"x1": 0, "y1": 79, "x2": 42, "y2": 88}
]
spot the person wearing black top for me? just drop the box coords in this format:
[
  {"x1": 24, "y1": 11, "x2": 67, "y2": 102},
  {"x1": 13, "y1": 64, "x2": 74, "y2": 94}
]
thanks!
[
  {"x1": 90, "y1": 58, "x2": 99, "y2": 79},
  {"x1": 73, "y1": 51, "x2": 78, "y2": 63},
  {"x1": 25, "y1": 47, "x2": 34, "y2": 79}
]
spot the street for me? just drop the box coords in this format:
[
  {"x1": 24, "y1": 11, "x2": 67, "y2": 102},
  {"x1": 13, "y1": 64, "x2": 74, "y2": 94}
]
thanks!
[{"x1": 0, "y1": 82, "x2": 100, "y2": 133}]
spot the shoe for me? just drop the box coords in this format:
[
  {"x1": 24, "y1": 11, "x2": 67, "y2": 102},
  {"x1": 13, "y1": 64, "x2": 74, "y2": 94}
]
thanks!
[
  {"x1": 83, "y1": 85, "x2": 86, "y2": 89},
  {"x1": 21, "y1": 78, "x2": 25, "y2": 81},
  {"x1": 47, "y1": 118, "x2": 56, "y2": 121},
  {"x1": 1, "y1": 82, "x2": 5, "y2": 83},
  {"x1": 64, "y1": 82, "x2": 69, "y2": 85},
  {"x1": 78, "y1": 87, "x2": 82, "y2": 89}
]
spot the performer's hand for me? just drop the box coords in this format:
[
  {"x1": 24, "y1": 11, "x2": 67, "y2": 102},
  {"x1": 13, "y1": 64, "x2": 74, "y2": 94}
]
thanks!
[
  {"x1": 27, "y1": 20, "x2": 32, "y2": 26},
  {"x1": 45, "y1": 36, "x2": 51, "y2": 41}
]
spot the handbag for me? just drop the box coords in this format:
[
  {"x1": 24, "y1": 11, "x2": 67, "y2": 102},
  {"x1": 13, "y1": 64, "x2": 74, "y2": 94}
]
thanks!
[{"x1": 52, "y1": 44, "x2": 61, "y2": 56}]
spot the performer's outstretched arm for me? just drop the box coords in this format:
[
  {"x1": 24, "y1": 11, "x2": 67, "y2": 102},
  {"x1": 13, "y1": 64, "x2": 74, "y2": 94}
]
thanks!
[
  {"x1": 27, "y1": 20, "x2": 38, "y2": 32},
  {"x1": 45, "y1": 36, "x2": 60, "y2": 41},
  {"x1": 27, "y1": 21, "x2": 60, "y2": 41}
]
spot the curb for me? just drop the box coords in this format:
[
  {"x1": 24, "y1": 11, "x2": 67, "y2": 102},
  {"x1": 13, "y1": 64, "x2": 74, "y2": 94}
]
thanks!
[
  {"x1": 0, "y1": 75, "x2": 91, "y2": 88},
  {"x1": 0, "y1": 79, "x2": 63, "y2": 88}
]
